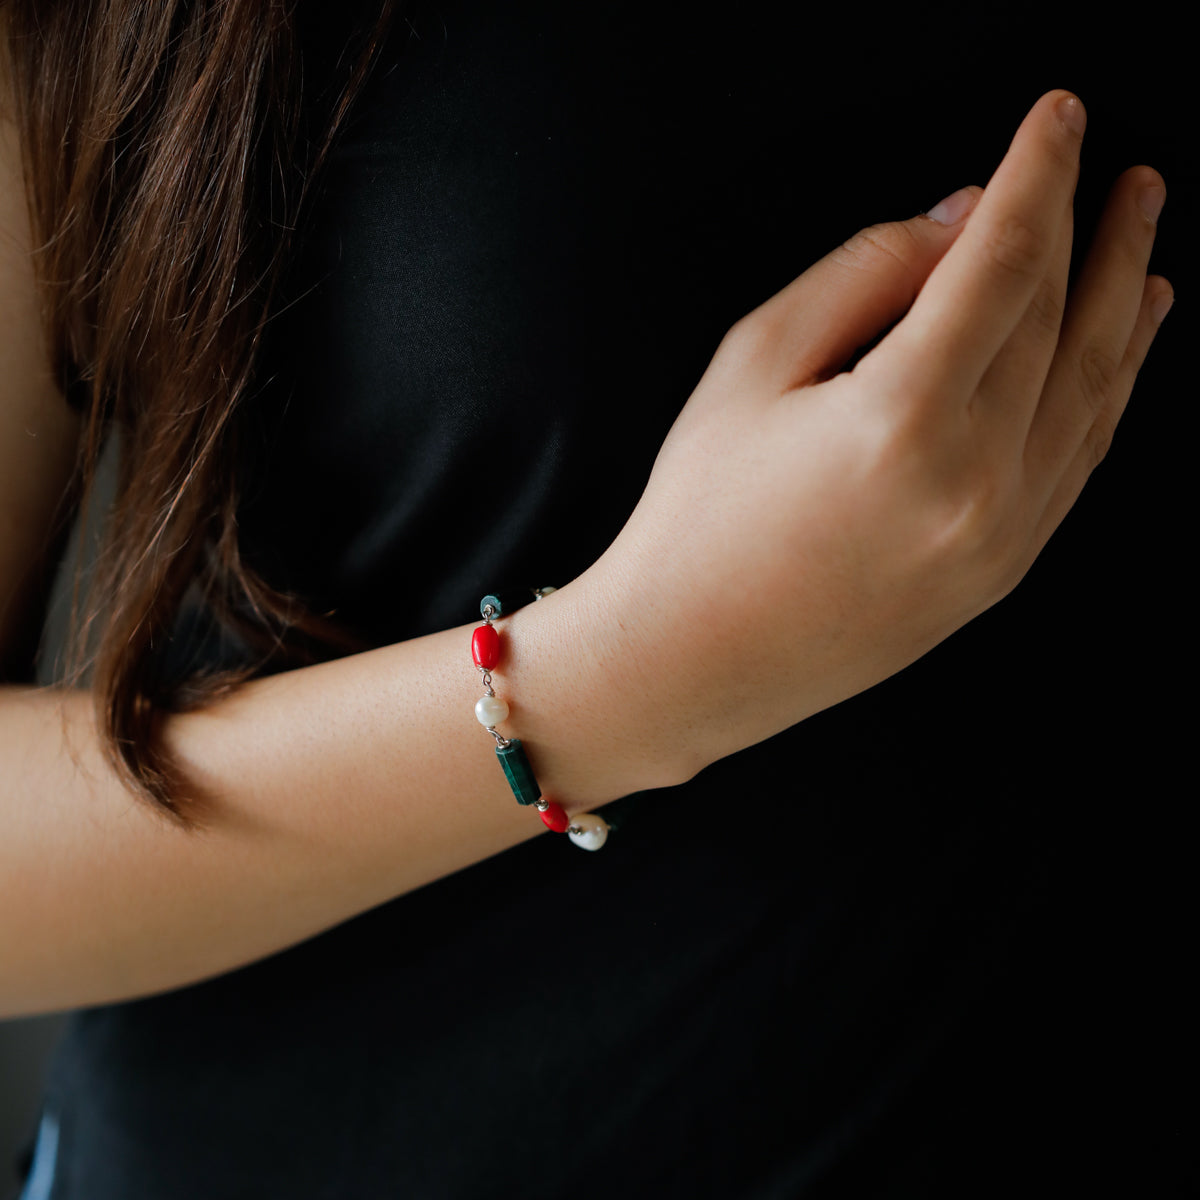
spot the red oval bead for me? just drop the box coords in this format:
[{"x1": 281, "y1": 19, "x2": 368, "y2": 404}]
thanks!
[
  {"x1": 539, "y1": 800, "x2": 570, "y2": 833},
  {"x1": 471, "y1": 624, "x2": 501, "y2": 669}
]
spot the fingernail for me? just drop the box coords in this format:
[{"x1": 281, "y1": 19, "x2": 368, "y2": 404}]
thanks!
[
  {"x1": 1057, "y1": 94, "x2": 1086, "y2": 137},
  {"x1": 926, "y1": 186, "x2": 977, "y2": 225},
  {"x1": 1138, "y1": 184, "x2": 1166, "y2": 224},
  {"x1": 1151, "y1": 290, "x2": 1174, "y2": 326}
]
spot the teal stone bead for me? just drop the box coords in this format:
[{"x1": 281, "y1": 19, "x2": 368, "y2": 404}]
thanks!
[
  {"x1": 479, "y1": 588, "x2": 551, "y2": 621},
  {"x1": 496, "y1": 739, "x2": 541, "y2": 806}
]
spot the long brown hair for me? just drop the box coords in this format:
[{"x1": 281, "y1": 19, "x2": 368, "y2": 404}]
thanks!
[{"x1": 2, "y1": 0, "x2": 396, "y2": 817}]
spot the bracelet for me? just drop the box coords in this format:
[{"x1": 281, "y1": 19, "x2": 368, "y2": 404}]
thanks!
[{"x1": 472, "y1": 589, "x2": 611, "y2": 851}]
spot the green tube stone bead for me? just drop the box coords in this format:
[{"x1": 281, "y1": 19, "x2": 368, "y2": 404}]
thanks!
[{"x1": 495, "y1": 739, "x2": 541, "y2": 806}]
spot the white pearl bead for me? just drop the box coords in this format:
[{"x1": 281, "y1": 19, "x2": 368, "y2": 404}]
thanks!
[
  {"x1": 475, "y1": 695, "x2": 509, "y2": 727},
  {"x1": 567, "y1": 811, "x2": 609, "y2": 851}
]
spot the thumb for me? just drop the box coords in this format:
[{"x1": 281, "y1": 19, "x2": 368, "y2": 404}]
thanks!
[{"x1": 756, "y1": 185, "x2": 982, "y2": 391}]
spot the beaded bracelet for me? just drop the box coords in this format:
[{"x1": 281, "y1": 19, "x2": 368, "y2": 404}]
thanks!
[{"x1": 472, "y1": 589, "x2": 611, "y2": 851}]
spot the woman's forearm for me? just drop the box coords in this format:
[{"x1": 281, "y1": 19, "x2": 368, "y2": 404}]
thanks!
[
  {"x1": 2, "y1": 91, "x2": 1167, "y2": 1022},
  {"x1": 0, "y1": 579, "x2": 681, "y2": 1018}
]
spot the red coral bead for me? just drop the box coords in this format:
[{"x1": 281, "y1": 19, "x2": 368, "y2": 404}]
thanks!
[
  {"x1": 539, "y1": 801, "x2": 570, "y2": 833},
  {"x1": 472, "y1": 624, "x2": 501, "y2": 669}
]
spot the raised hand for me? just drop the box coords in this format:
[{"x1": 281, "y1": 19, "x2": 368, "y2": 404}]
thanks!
[{"x1": 577, "y1": 91, "x2": 1170, "y2": 780}]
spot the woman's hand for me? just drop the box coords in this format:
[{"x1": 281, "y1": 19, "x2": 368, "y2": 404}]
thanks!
[{"x1": 574, "y1": 90, "x2": 1170, "y2": 781}]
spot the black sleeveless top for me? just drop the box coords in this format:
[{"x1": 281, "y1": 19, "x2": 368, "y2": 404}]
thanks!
[{"x1": 33, "y1": 4, "x2": 1192, "y2": 1197}]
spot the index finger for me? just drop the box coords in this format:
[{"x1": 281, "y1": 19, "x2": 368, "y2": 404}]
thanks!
[{"x1": 877, "y1": 91, "x2": 1084, "y2": 403}]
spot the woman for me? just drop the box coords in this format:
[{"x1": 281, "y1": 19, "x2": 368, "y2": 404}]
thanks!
[{"x1": 1, "y1": 2, "x2": 1186, "y2": 1196}]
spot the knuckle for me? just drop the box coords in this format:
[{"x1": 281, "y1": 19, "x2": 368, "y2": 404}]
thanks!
[
  {"x1": 1025, "y1": 278, "x2": 1064, "y2": 339},
  {"x1": 879, "y1": 426, "x2": 1030, "y2": 602},
  {"x1": 834, "y1": 221, "x2": 924, "y2": 277},
  {"x1": 1076, "y1": 343, "x2": 1121, "y2": 414},
  {"x1": 924, "y1": 468, "x2": 1006, "y2": 560},
  {"x1": 954, "y1": 478, "x2": 1008, "y2": 548},
  {"x1": 1085, "y1": 415, "x2": 1118, "y2": 471},
  {"x1": 937, "y1": 464, "x2": 1030, "y2": 574},
  {"x1": 717, "y1": 309, "x2": 778, "y2": 367},
  {"x1": 981, "y1": 216, "x2": 1047, "y2": 281}
]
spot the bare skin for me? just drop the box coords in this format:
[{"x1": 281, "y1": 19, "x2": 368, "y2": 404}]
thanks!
[{"x1": 0, "y1": 90, "x2": 1171, "y2": 1017}]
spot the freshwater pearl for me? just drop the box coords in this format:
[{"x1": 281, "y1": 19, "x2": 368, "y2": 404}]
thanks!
[
  {"x1": 567, "y1": 811, "x2": 609, "y2": 851},
  {"x1": 475, "y1": 695, "x2": 509, "y2": 727}
]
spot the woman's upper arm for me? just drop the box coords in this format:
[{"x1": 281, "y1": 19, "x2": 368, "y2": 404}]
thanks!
[{"x1": 0, "y1": 96, "x2": 81, "y2": 675}]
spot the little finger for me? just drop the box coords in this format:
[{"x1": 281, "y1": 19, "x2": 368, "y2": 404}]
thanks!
[{"x1": 1030, "y1": 274, "x2": 1172, "y2": 550}]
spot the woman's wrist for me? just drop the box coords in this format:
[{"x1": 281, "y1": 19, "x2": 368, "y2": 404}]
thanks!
[{"x1": 498, "y1": 573, "x2": 694, "y2": 806}]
